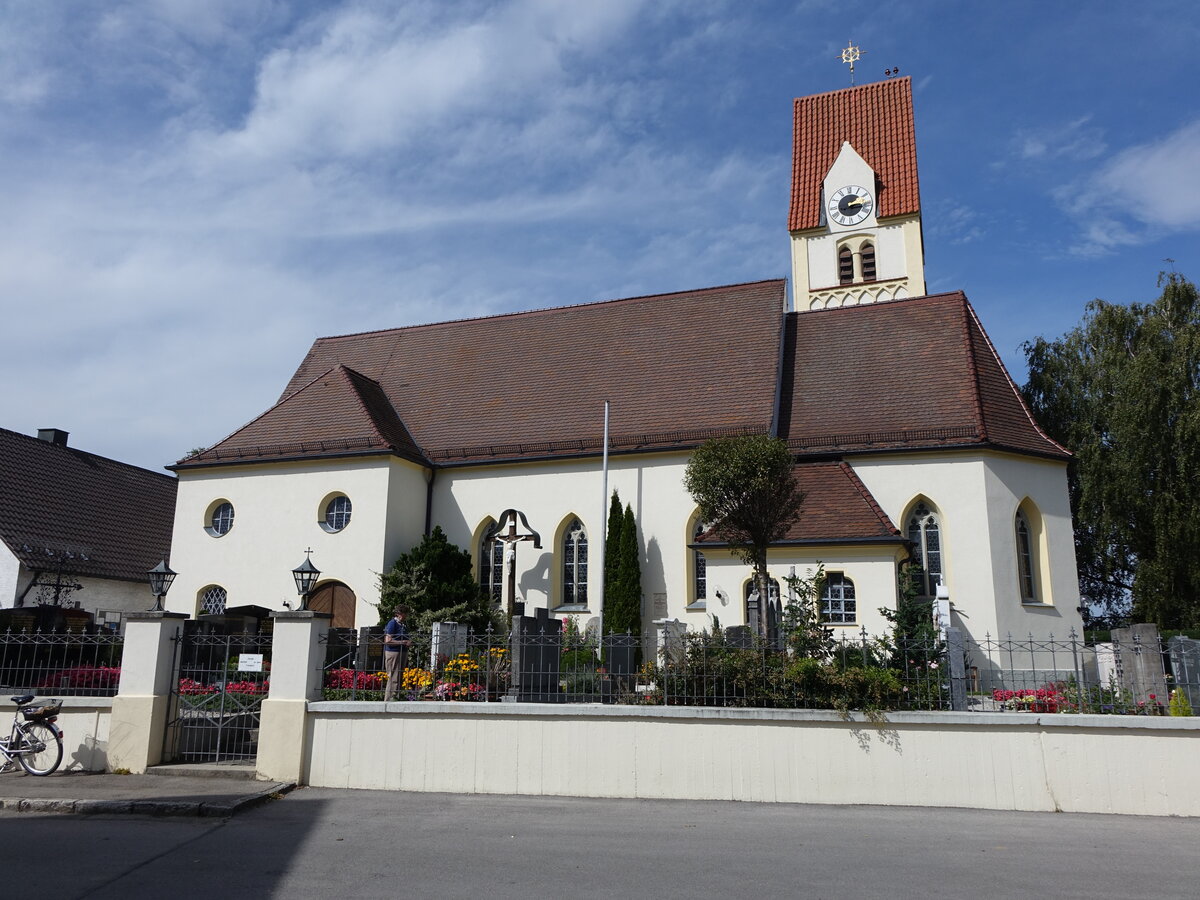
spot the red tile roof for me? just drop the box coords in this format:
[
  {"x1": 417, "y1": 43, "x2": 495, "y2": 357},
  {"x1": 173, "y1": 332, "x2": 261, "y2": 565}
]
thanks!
[
  {"x1": 695, "y1": 461, "x2": 901, "y2": 545},
  {"x1": 0, "y1": 428, "x2": 177, "y2": 582},
  {"x1": 778, "y1": 292, "x2": 1068, "y2": 459},
  {"x1": 183, "y1": 365, "x2": 426, "y2": 466},
  {"x1": 176, "y1": 281, "x2": 787, "y2": 468},
  {"x1": 789, "y1": 77, "x2": 921, "y2": 231}
]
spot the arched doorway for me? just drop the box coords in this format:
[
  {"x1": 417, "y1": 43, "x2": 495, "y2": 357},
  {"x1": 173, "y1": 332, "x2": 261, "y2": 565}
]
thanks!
[{"x1": 307, "y1": 581, "x2": 356, "y2": 628}]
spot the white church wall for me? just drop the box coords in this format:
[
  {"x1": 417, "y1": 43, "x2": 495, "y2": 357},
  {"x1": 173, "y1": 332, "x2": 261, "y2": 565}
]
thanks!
[
  {"x1": 433, "y1": 451, "x2": 699, "y2": 630},
  {"x1": 168, "y1": 457, "x2": 404, "y2": 624},
  {"x1": 701, "y1": 545, "x2": 902, "y2": 637},
  {"x1": 848, "y1": 451, "x2": 1082, "y2": 642},
  {"x1": 383, "y1": 459, "x2": 434, "y2": 575},
  {"x1": 981, "y1": 455, "x2": 1083, "y2": 640}
]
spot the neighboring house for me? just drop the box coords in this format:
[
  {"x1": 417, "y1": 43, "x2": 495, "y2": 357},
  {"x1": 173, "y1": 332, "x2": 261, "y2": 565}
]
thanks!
[
  {"x1": 0, "y1": 427, "x2": 177, "y2": 625},
  {"x1": 166, "y1": 77, "x2": 1083, "y2": 645}
]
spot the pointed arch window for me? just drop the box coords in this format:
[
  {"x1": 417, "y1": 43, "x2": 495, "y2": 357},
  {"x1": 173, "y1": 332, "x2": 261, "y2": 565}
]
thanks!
[
  {"x1": 561, "y1": 518, "x2": 588, "y2": 608},
  {"x1": 838, "y1": 246, "x2": 854, "y2": 285},
  {"x1": 1016, "y1": 509, "x2": 1037, "y2": 602},
  {"x1": 861, "y1": 242, "x2": 876, "y2": 282},
  {"x1": 691, "y1": 520, "x2": 709, "y2": 607},
  {"x1": 479, "y1": 528, "x2": 504, "y2": 607},
  {"x1": 906, "y1": 502, "x2": 943, "y2": 597}
]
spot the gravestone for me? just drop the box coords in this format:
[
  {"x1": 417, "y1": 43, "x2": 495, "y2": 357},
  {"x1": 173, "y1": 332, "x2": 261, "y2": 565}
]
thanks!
[
  {"x1": 654, "y1": 618, "x2": 686, "y2": 668},
  {"x1": 503, "y1": 604, "x2": 563, "y2": 702},
  {"x1": 1167, "y1": 636, "x2": 1200, "y2": 709},
  {"x1": 431, "y1": 621, "x2": 468, "y2": 668},
  {"x1": 1112, "y1": 624, "x2": 1169, "y2": 704},
  {"x1": 724, "y1": 625, "x2": 753, "y2": 649}
]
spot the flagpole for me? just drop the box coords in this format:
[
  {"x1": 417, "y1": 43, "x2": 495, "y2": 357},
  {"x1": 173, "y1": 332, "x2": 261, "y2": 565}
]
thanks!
[{"x1": 597, "y1": 400, "x2": 609, "y2": 640}]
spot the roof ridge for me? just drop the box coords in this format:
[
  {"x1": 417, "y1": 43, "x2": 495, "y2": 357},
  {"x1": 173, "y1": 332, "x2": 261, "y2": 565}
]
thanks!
[
  {"x1": 337, "y1": 365, "x2": 429, "y2": 463},
  {"x1": 311, "y1": 279, "x2": 788, "y2": 344},
  {"x1": 0, "y1": 428, "x2": 176, "y2": 482},
  {"x1": 962, "y1": 300, "x2": 1071, "y2": 457},
  {"x1": 836, "y1": 460, "x2": 900, "y2": 535},
  {"x1": 958, "y1": 296, "x2": 989, "y2": 442},
  {"x1": 177, "y1": 366, "x2": 340, "y2": 464},
  {"x1": 792, "y1": 75, "x2": 911, "y2": 105}
]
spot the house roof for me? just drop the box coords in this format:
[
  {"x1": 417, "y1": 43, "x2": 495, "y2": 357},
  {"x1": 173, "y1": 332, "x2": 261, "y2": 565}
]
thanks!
[
  {"x1": 789, "y1": 77, "x2": 920, "y2": 231},
  {"x1": 777, "y1": 292, "x2": 1069, "y2": 459},
  {"x1": 176, "y1": 280, "x2": 787, "y2": 468},
  {"x1": 183, "y1": 365, "x2": 427, "y2": 467},
  {"x1": 694, "y1": 461, "x2": 901, "y2": 546},
  {"x1": 0, "y1": 428, "x2": 177, "y2": 583}
]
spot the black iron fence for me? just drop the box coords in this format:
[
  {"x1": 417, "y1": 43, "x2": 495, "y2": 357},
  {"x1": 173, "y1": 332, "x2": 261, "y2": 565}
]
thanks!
[
  {"x1": 163, "y1": 630, "x2": 272, "y2": 764},
  {"x1": 965, "y1": 631, "x2": 1200, "y2": 715},
  {"x1": 0, "y1": 629, "x2": 124, "y2": 696},
  {"x1": 320, "y1": 626, "x2": 950, "y2": 712}
]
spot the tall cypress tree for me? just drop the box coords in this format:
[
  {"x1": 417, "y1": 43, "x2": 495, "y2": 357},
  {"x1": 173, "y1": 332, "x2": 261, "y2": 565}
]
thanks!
[
  {"x1": 604, "y1": 490, "x2": 624, "y2": 625},
  {"x1": 617, "y1": 503, "x2": 643, "y2": 635}
]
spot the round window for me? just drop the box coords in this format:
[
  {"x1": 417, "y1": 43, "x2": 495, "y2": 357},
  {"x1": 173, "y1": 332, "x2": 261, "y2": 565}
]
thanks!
[
  {"x1": 322, "y1": 495, "x2": 352, "y2": 533},
  {"x1": 205, "y1": 501, "x2": 235, "y2": 537}
]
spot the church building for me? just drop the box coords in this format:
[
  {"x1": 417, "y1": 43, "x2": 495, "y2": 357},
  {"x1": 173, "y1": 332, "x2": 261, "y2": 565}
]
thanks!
[{"x1": 166, "y1": 77, "x2": 1083, "y2": 645}]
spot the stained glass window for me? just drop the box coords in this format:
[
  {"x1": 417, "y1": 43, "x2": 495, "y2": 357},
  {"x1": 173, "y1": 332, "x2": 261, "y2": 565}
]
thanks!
[
  {"x1": 906, "y1": 502, "x2": 942, "y2": 596},
  {"x1": 562, "y1": 518, "x2": 588, "y2": 607}
]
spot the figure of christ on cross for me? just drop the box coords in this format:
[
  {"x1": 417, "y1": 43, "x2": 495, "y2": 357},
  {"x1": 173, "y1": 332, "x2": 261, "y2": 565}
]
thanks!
[{"x1": 484, "y1": 509, "x2": 542, "y2": 619}]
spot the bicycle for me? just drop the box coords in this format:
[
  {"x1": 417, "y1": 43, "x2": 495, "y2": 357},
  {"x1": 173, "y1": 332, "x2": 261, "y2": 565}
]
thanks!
[{"x1": 0, "y1": 695, "x2": 64, "y2": 776}]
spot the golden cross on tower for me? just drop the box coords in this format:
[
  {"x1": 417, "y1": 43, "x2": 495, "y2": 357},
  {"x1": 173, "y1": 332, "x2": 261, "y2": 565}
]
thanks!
[{"x1": 839, "y1": 40, "x2": 864, "y2": 85}]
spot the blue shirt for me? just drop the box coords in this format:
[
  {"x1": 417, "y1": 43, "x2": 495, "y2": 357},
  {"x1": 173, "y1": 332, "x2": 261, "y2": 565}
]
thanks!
[{"x1": 384, "y1": 617, "x2": 408, "y2": 652}]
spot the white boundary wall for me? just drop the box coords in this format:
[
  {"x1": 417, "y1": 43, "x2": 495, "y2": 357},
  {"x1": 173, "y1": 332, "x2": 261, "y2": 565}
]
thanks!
[
  {"x1": 55, "y1": 697, "x2": 111, "y2": 772},
  {"x1": 302, "y1": 703, "x2": 1200, "y2": 817}
]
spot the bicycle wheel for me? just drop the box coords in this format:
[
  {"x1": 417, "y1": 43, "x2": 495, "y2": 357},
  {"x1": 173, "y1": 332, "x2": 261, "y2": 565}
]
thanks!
[{"x1": 17, "y1": 722, "x2": 62, "y2": 776}]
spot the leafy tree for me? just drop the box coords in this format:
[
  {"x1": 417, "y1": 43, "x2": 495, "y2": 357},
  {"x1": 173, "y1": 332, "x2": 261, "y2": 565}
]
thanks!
[
  {"x1": 1022, "y1": 272, "x2": 1200, "y2": 627},
  {"x1": 683, "y1": 435, "x2": 805, "y2": 637},
  {"x1": 377, "y1": 526, "x2": 501, "y2": 631},
  {"x1": 781, "y1": 564, "x2": 834, "y2": 660}
]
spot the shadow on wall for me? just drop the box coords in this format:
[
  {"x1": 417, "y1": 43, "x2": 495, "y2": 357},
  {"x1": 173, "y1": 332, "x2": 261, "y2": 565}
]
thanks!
[{"x1": 519, "y1": 551, "x2": 552, "y2": 607}]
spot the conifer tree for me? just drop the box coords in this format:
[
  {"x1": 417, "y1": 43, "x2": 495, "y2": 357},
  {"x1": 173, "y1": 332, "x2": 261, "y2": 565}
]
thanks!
[
  {"x1": 604, "y1": 490, "x2": 624, "y2": 617},
  {"x1": 609, "y1": 503, "x2": 643, "y2": 636}
]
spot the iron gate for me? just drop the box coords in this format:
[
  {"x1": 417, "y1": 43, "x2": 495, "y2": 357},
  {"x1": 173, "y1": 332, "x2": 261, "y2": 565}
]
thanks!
[{"x1": 163, "y1": 628, "x2": 272, "y2": 764}]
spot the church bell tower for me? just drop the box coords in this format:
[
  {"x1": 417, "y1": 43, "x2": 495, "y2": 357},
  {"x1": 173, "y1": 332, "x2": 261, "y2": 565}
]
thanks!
[{"x1": 788, "y1": 76, "x2": 927, "y2": 311}]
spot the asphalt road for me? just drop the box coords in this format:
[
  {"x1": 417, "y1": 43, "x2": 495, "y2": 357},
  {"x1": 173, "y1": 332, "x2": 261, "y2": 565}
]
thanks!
[{"x1": 1, "y1": 789, "x2": 1197, "y2": 899}]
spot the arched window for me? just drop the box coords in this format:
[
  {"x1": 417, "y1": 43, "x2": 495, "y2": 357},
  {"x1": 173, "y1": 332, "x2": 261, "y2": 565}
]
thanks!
[
  {"x1": 479, "y1": 528, "x2": 504, "y2": 607},
  {"x1": 838, "y1": 246, "x2": 854, "y2": 285},
  {"x1": 561, "y1": 518, "x2": 588, "y2": 608},
  {"x1": 821, "y1": 573, "x2": 856, "y2": 624},
  {"x1": 861, "y1": 242, "x2": 876, "y2": 282},
  {"x1": 199, "y1": 585, "x2": 227, "y2": 616},
  {"x1": 690, "y1": 519, "x2": 709, "y2": 608},
  {"x1": 906, "y1": 501, "x2": 943, "y2": 597},
  {"x1": 1016, "y1": 509, "x2": 1037, "y2": 602},
  {"x1": 321, "y1": 495, "x2": 352, "y2": 532}
]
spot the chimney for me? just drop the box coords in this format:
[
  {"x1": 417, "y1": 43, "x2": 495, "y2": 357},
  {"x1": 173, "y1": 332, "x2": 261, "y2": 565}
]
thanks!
[{"x1": 37, "y1": 428, "x2": 69, "y2": 446}]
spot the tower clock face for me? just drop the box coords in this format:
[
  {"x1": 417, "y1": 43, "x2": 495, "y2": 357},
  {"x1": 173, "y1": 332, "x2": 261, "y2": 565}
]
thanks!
[{"x1": 827, "y1": 185, "x2": 874, "y2": 226}]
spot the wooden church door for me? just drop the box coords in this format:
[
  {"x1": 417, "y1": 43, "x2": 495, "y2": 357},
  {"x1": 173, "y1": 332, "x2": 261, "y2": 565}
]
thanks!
[{"x1": 307, "y1": 581, "x2": 356, "y2": 628}]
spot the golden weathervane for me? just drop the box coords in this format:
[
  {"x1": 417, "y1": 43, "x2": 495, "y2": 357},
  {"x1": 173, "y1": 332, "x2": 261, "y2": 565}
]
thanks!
[{"x1": 839, "y1": 40, "x2": 864, "y2": 85}]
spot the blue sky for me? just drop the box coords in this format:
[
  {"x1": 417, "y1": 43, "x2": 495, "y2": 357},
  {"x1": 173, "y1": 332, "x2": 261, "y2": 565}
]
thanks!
[{"x1": 1, "y1": 0, "x2": 1197, "y2": 471}]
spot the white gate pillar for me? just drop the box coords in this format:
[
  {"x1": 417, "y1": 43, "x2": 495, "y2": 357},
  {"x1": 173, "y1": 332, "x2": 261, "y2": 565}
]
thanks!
[
  {"x1": 257, "y1": 610, "x2": 330, "y2": 783},
  {"x1": 108, "y1": 611, "x2": 189, "y2": 773}
]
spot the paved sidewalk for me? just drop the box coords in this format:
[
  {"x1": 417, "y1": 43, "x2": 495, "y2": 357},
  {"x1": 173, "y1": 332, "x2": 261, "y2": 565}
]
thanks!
[{"x1": 0, "y1": 766, "x2": 295, "y2": 817}]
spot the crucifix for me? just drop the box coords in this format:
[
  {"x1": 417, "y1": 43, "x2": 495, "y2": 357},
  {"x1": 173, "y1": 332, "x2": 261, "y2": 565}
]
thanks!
[{"x1": 484, "y1": 509, "x2": 542, "y2": 619}]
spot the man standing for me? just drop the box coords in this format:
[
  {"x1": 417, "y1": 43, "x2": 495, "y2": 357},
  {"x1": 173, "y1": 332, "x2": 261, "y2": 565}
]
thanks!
[{"x1": 383, "y1": 607, "x2": 410, "y2": 702}]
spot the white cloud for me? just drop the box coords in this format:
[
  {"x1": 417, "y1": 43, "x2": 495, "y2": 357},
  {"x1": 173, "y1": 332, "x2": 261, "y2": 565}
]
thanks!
[
  {"x1": 1014, "y1": 115, "x2": 1107, "y2": 162},
  {"x1": 1058, "y1": 119, "x2": 1200, "y2": 254}
]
